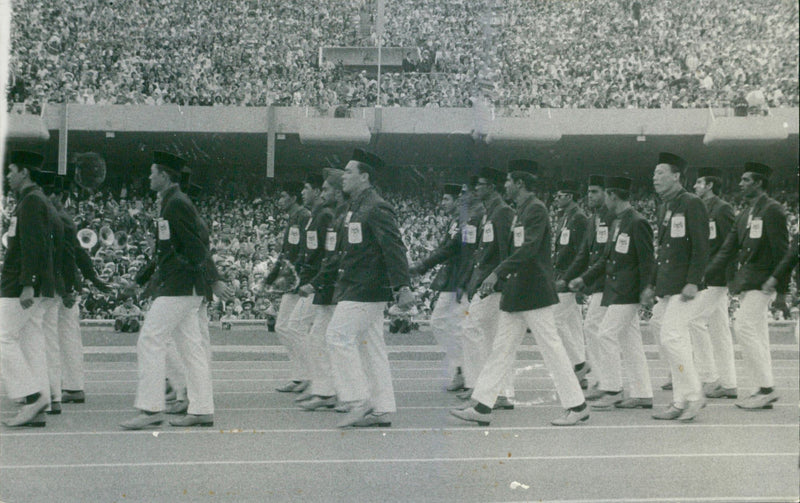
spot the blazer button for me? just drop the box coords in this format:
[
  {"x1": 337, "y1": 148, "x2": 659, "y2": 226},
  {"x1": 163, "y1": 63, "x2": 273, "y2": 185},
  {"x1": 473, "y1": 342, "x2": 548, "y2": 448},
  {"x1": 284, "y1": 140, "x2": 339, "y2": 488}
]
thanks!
[{"x1": 665, "y1": 259, "x2": 669, "y2": 263}]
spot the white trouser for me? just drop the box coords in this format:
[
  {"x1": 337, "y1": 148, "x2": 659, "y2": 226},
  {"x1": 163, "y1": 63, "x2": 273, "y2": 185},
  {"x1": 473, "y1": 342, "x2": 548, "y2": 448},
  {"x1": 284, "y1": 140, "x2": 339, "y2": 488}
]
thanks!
[
  {"x1": 285, "y1": 294, "x2": 315, "y2": 380},
  {"x1": 688, "y1": 286, "x2": 736, "y2": 388},
  {"x1": 134, "y1": 296, "x2": 213, "y2": 415},
  {"x1": 461, "y1": 293, "x2": 513, "y2": 396},
  {"x1": 41, "y1": 297, "x2": 62, "y2": 402},
  {"x1": 326, "y1": 301, "x2": 395, "y2": 413},
  {"x1": 472, "y1": 306, "x2": 584, "y2": 410},
  {"x1": 596, "y1": 304, "x2": 653, "y2": 398},
  {"x1": 275, "y1": 293, "x2": 306, "y2": 381},
  {"x1": 58, "y1": 300, "x2": 83, "y2": 391},
  {"x1": 650, "y1": 295, "x2": 703, "y2": 405},
  {"x1": 554, "y1": 292, "x2": 586, "y2": 366},
  {"x1": 165, "y1": 333, "x2": 188, "y2": 402},
  {"x1": 0, "y1": 297, "x2": 49, "y2": 401},
  {"x1": 733, "y1": 290, "x2": 775, "y2": 391},
  {"x1": 430, "y1": 291, "x2": 466, "y2": 377},
  {"x1": 308, "y1": 304, "x2": 336, "y2": 396},
  {"x1": 582, "y1": 292, "x2": 606, "y2": 387}
]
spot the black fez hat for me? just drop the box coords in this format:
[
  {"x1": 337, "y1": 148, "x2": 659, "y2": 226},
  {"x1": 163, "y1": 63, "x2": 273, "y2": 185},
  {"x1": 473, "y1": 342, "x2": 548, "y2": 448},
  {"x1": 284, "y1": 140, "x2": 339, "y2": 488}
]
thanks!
[
  {"x1": 153, "y1": 151, "x2": 186, "y2": 175},
  {"x1": 588, "y1": 174, "x2": 605, "y2": 187},
  {"x1": 697, "y1": 167, "x2": 722, "y2": 178},
  {"x1": 557, "y1": 180, "x2": 581, "y2": 193},
  {"x1": 658, "y1": 152, "x2": 687, "y2": 172},
  {"x1": 35, "y1": 170, "x2": 59, "y2": 191},
  {"x1": 351, "y1": 148, "x2": 384, "y2": 173},
  {"x1": 322, "y1": 168, "x2": 344, "y2": 191},
  {"x1": 743, "y1": 162, "x2": 772, "y2": 177},
  {"x1": 442, "y1": 183, "x2": 462, "y2": 197},
  {"x1": 305, "y1": 172, "x2": 325, "y2": 189},
  {"x1": 605, "y1": 176, "x2": 632, "y2": 191},
  {"x1": 477, "y1": 166, "x2": 506, "y2": 186},
  {"x1": 280, "y1": 181, "x2": 304, "y2": 201},
  {"x1": 6, "y1": 150, "x2": 44, "y2": 170},
  {"x1": 507, "y1": 159, "x2": 539, "y2": 176}
]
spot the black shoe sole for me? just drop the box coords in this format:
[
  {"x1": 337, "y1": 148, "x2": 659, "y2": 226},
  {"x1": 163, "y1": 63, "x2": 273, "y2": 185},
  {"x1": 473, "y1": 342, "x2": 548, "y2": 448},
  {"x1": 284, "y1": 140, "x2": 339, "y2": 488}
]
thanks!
[
  {"x1": 170, "y1": 422, "x2": 214, "y2": 427},
  {"x1": 354, "y1": 422, "x2": 391, "y2": 428},
  {"x1": 615, "y1": 404, "x2": 654, "y2": 409},
  {"x1": 62, "y1": 399, "x2": 85, "y2": 403},
  {"x1": 493, "y1": 405, "x2": 515, "y2": 410},
  {"x1": 736, "y1": 404, "x2": 774, "y2": 410},
  {"x1": 46, "y1": 410, "x2": 61, "y2": 415}
]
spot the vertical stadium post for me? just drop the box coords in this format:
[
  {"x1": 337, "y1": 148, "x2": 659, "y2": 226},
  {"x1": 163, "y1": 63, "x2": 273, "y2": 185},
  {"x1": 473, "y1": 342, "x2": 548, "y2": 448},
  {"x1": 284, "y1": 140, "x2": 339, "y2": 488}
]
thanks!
[
  {"x1": 58, "y1": 103, "x2": 68, "y2": 175},
  {"x1": 267, "y1": 105, "x2": 275, "y2": 178}
]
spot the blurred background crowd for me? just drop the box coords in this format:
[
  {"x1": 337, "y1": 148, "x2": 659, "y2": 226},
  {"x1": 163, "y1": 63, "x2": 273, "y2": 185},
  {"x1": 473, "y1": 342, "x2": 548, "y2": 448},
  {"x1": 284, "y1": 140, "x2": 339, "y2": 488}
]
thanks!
[
  {"x1": 7, "y1": 0, "x2": 799, "y2": 113},
  {"x1": 1, "y1": 174, "x2": 797, "y2": 325}
]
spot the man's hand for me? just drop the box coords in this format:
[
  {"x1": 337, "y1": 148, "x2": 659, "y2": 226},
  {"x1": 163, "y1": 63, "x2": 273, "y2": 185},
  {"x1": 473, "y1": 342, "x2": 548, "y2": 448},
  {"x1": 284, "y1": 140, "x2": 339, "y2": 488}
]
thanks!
[
  {"x1": 93, "y1": 279, "x2": 112, "y2": 294},
  {"x1": 761, "y1": 276, "x2": 778, "y2": 295},
  {"x1": 568, "y1": 277, "x2": 585, "y2": 293},
  {"x1": 396, "y1": 288, "x2": 415, "y2": 310},
  {"x1": 640, "y1": 286, "x2": 655, "y2": 308},
  {"x1": 19, "y1": 286, "x2": 35, "y2": 310},
  {"x1": 298, "y1": 284, "x2": 315, "y2": 297},
  {"x1": 480, "y1": 272, "x2": 498, "y2": 298},
  {"x1": 555, "y1": 279, "x2": 567, "y2": 293},
  {"x1": 62, "y1": 293, "x2": 77, "y2": 309},
  {"x1": 680, "y1": 283, "x2": 698, "y2": 302},
  {"x1": 408, "y1": 261, "x2": 424, "y2": 276},
  {"x1": 212, "y1": 281, "x2": 234, "y2": 302}
]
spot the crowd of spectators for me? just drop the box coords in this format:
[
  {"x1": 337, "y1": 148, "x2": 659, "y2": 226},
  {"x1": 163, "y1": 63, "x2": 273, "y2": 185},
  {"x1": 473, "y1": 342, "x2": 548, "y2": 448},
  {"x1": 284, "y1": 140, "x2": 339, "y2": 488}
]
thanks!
[
  {"x1": 7, "y1": 0, "x2": 799, "y2": 113},
  {"x1": 1, "y1": 171, "x2": 797, "y2": 324}
]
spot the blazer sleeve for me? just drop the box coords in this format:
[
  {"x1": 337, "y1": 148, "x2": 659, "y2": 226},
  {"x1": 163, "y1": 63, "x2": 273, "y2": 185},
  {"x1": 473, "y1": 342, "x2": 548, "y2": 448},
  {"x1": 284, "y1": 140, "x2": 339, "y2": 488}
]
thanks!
[
  {"x1": 715, "y1": 203, "x2": 735, "y2": 246},
  {"x1": 706, "y1": 220, "x2": 741, "y2": 279},
  {"x1": 370, "y1": 202, "x2": 411, "y2": 289},
  {"x1": 634, "y1": 218, "x2": 656, "y2": 296},
  {"x1": 563, "y1": 222, "x2": 592, "y2": 282},
  {"x1": 685, "y1": 196, "x2": 710, "y2": 286},
  {"x1": 764, "y1": 204, "x2": 789, "y2": 293},
  {"x1": 494, "y1": 205, "x2": 514, "y2": 262},
  {"x1": 494, "y1": 203, "x2": 548, "y2": 279},
  {"x1": 421, "y1": 227, "x2": 460, "y2": 272},
  {"x1": 772, "y1": 234, "x2": 798, "y2": 287}
]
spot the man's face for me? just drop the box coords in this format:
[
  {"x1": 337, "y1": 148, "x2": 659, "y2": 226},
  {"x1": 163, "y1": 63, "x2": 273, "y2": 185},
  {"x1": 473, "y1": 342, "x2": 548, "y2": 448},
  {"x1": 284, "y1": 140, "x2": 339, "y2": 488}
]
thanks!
[
  {"x1": 342, "y1": 161, "x2": 367, "y2": 195},
  {"x1": 504, "y1": 175, "x2": 518, "y2": 200},
  {"x1": 278, "y1": 191, "x2": 294, "y2": 211},
  {"x1": 553, "y1": 191, "x2": 572, "y2": 209},
  {"x1": 475, "y1": 177, "x2": 492, "y2": 200},
  {"x1": 586, "y1": 186, "x2": 604, "y2": 209},
  {"x1": 652, "y1": 164, "x2": 679, "y2": 195},
  {"x1": 6, "y1": 164, "x2": 26, "y2": 192},
  {"x1": 441, "y1": 194, "x2": 456, "y2": 214},
  {"x1": 739, "y1": 172, "x2": 759, "y2": 198},
  {"x1": 693, "y1": 177, "x2": 712, "y2": 198},
  {"x1": 301, "y1": 183, "x2": 318, "y2": 207},
  {"x1": 603, "y1": 189, "x2": 617, "y2": 211},
  {"x1": 149, "y1": 165, "x2": 169, "y2": 192},
  {"x1": 320, "y1": 180, "x2": 338, "y2": 205}
]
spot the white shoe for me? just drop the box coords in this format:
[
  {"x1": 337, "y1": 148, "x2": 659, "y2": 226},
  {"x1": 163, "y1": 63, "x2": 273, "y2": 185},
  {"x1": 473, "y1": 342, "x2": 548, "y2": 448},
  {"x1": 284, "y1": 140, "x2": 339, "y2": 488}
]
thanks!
[{"x1": 336, "y1": 401, "x2": 373, "y2": 428}]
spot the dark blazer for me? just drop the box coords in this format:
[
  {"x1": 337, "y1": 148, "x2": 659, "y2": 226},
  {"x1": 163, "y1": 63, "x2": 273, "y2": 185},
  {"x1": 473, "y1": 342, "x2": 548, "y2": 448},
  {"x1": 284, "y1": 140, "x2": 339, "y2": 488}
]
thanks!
[
  {"x1": 312, "y1": 202, "x2": 348, "y2": 306},
  {"x1": 563, "y1": 206, "x2": 613, "y2": 294},
  {"x1": 419, "y1": 209, "x2": 479, "y2": 293},
  {"x1": 1, "y1": 184, "x2": 56, "y2": 298},
  {"x1": 466, "y1": 192, "x2": 514, "y2": 298},
  {"x1": 134, "y1": 184, "x2": 214, "y2": 298},
  {"x1": 280, "y1": 203, "x2": 311, "y2": 270},
  {"x1": 772, "y1": 233, "x2": 798, "y2": 288},
  {"x1": 553, "y1": 203, "x2": 588, "y2": 280},
  {"x1": 54, "y1": 207, "x2": 79, "y2": 294},
  {"x1": 707, "y1": 194, "x2": 789, "y2": 294},
  {"x1": 334, "y1": 187, "x2": 411, "y2": 303},
  {"x1": 652, "y1": 189, "x2": 709, "y2": 297},
  {"x1": 494, "y1": 192, "x2": 559, "y2": 313},
  {"x1": 582, "y1": 207, "x2": 655, "y2": 306},
  {"x1": 296, "y1": 201, "x2": 335, "y2": 286},
  {"x1": 703, "y1": 195, "x2": 736, "y2": 287}
]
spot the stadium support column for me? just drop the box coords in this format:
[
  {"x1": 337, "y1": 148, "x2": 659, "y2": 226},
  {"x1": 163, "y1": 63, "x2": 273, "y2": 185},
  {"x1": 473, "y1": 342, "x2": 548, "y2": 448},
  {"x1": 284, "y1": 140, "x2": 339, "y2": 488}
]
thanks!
[
  {"x1": 58, "y1": 103, "x2": 68, "y2": 175},
  {"x1": 267, "y1": 105, "x2": 275, "y2": 178}
]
